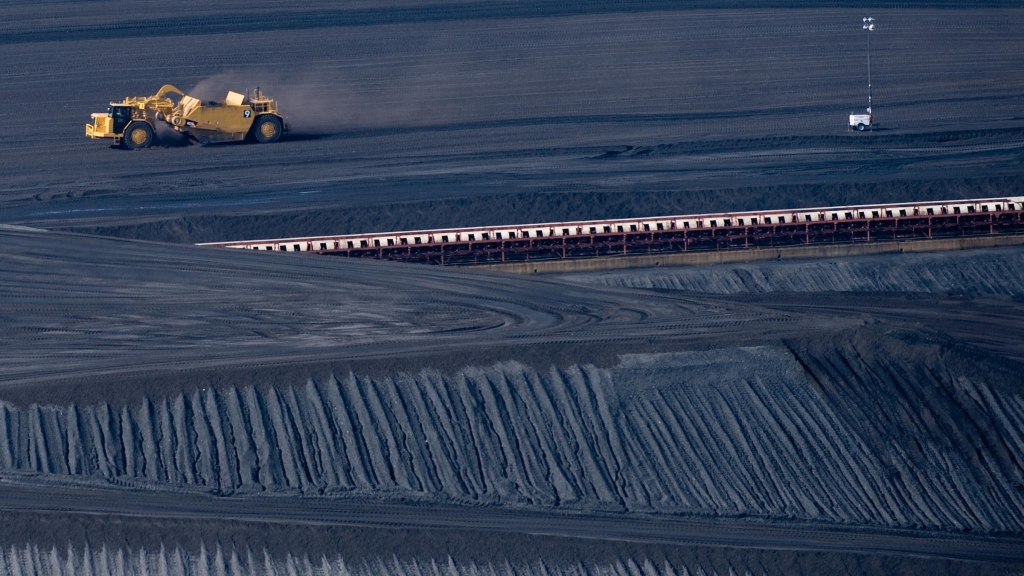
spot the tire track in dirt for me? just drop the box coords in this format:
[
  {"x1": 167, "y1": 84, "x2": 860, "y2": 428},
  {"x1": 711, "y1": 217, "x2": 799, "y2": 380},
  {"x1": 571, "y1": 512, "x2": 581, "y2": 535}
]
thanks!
[{"x1": 0, "y1": 477, "x2": 1022, "y2": 564}]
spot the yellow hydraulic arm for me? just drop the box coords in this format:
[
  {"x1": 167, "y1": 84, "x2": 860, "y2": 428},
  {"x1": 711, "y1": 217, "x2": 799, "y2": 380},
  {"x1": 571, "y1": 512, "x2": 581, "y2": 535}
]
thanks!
[{"x1": 153, "y1": 84, "x2": 185, "y2": 99}]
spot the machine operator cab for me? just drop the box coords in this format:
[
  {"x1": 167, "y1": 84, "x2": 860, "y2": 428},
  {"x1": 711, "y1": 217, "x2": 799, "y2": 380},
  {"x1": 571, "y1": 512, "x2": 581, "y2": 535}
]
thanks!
[
  {"x1": 86, "y1": 104, "x2": 153, "y2": 149},
  {"x1": 109, "y1": 105, "x2": 134, "y2": 135}
]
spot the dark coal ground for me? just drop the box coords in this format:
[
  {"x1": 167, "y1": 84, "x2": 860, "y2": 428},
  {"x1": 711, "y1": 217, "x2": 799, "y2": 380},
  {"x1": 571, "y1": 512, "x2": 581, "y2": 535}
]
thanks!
[
  {"x1": 2, "y1": 4, "x2": 1024, "y2": 240},
  {"x1": 0, "y1": 509, "x2": 1010, "y2": 576},
  {"x1": 2, "y1": 2, "x2": 1024, "y2": 574}
]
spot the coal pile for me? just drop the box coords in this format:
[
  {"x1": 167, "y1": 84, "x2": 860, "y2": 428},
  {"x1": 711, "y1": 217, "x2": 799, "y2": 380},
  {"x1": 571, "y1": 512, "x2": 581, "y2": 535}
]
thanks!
[{"x1": 2, "y1": 342, "x2": 1024, "y2": 532}]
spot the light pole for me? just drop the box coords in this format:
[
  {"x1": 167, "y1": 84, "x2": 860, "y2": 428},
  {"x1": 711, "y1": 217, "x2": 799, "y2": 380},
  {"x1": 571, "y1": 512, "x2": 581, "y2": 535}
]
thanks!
[{"x1": 863, "y1": 17, "x2": 875, "y2": 115}]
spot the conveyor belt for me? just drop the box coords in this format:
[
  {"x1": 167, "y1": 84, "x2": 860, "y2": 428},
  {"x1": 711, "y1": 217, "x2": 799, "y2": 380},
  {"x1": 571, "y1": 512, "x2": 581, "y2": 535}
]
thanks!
[{"x1": 199, "y1": 196, "x2": 1024, "y2": 265}]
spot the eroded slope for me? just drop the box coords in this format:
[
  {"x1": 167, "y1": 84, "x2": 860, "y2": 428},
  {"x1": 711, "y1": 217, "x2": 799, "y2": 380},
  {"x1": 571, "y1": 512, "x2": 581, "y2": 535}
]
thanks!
[{"x1": 4, "y1": 336, "x2": 1023, "y2": 532}]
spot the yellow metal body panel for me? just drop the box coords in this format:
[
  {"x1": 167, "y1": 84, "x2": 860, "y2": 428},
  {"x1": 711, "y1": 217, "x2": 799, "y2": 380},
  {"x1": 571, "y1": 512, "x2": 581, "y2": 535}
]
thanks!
[
  {"x1": 183, "y1": 103, "x2": 254, "y2": 135},
  {"x1": 179, "y1": 95, "x2": 201, "y2": 117},
  {"x1": 85, "y1": 113, "x2": 115, "y2": 138}
]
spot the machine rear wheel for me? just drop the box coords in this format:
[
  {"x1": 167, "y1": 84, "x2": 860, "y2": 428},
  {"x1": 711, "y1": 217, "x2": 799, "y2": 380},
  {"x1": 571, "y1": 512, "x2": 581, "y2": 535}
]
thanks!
[
  {"x1": 253, "y1": 115, "x2": 282, "y2": 143},
  {"x1": 857, "y1": 123, "x2": 866, "y2": 131},
  {"x1": 123, "y1": 122, "x2": 154, "y2": 149}
]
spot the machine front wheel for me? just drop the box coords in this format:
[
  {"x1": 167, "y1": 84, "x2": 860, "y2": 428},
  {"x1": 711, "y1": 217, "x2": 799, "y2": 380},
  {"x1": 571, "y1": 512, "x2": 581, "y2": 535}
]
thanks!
[
  {"x1": 123, "y1": 122, "x2": 154, "y2": 149},
  {"x1": 856, "y1": 123, "x2": 866, "y2": 131},
  {"x1": 253, "y1": 115, "x2": 283, "y2": 143}
]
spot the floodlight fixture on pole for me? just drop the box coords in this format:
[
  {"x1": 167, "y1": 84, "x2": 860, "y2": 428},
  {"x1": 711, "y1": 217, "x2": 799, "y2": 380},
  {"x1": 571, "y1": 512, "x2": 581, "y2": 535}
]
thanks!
[{"x1": 863, "y1": 17, "x2": 875, "y2": 114}]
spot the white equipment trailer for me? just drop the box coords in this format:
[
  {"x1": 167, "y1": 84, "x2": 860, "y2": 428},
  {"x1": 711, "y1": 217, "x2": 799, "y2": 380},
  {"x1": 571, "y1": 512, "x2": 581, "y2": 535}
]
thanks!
[{"x1": 849, "y1": 110, "x2": 873, "y2": 131}]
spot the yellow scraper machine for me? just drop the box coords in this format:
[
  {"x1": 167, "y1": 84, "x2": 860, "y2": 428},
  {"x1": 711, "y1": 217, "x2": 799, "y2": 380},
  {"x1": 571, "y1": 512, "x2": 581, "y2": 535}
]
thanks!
[{"x1": 85, "y1": 84, "x2": 286, "y2": 149}]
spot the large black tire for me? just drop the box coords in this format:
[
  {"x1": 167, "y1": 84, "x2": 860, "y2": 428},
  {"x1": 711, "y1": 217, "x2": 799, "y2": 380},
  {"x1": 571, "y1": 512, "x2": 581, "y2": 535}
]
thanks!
[
  {"x1": 122, "y1": 121, "x2": 154, "y2": 149},
  {"x1": 857, "y1": 123, "x2": 866, "y2": 131},
  {"x1": 252, "y1": 115, "x2": 283, "y2": 143}
]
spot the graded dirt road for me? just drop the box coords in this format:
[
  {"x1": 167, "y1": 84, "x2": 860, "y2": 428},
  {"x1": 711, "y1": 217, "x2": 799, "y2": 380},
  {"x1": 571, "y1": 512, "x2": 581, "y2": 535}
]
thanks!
[{"x1": 1, "y1": 478, "x2": 1021, "y2": 563}]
